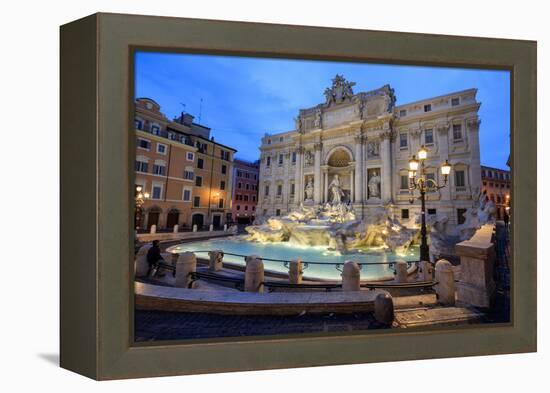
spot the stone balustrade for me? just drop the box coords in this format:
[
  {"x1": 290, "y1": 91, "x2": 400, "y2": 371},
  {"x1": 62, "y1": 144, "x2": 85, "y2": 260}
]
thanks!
[
  {"x1": 175, "y1": 252, "x2": 197, "y2": 288},
  {"x1": 245, "y1": 255, "x2": 264, "y2": 292},
  {"x1": 288, "y1": 259, "x2": 303, "y2": 284},
  {"x1": 208, "y1": 250, "x2": 224, "y2": 272},
  {"x1": 435, "y1": 259, "x2": 456, "y2": 306},
  {"x1": 455, "y1": 224, "x2": 496, "y2": 308},
  {"x1": 342, "y1": 261, "x2": 361, "y2": 291}
]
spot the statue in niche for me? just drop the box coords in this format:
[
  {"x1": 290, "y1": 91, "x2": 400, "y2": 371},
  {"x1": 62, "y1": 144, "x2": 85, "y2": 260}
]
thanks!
[
  {"x1": 304, "y1": 178, "x2": 314, "y2": 201},
  {"x1": 304, "y1": 150, "x2": 314, "y2": 167},
  {"x1": 329, "y1": 174, "x2": 344, "y2": 204},
  {"x1": 367, "y1": 141, "x2": 380, "y2": 158},
  {"x1": 314, "y1": 108, "x2": 322, "y2": 128},
  {"x1": 294, "y1": 116, "x2": 303, "y2": 133},
  {"x1": 368, "y1": 170, "x2": 381, "y2": 199}
]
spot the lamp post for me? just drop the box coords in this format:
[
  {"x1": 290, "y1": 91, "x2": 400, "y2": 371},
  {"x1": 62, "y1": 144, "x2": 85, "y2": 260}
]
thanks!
[
  {"x1": 134, "y1": 185, "x2": 150, "y2": 230},
  {"x1": 408, "y1": 145, "x2": 452, "y2": 262}
]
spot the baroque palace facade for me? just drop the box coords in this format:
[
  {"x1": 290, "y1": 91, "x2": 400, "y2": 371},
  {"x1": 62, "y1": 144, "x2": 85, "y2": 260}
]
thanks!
[
  {"x1": 257, "y1": 75, "x2": 482, "y2": 227},
  {"x1": 134, "y1": 98, "x2": 236, "y2": 231}
]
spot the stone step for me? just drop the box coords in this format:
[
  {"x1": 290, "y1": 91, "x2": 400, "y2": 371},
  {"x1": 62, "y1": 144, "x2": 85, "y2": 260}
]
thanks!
[{"x1": 394, "y1": 306, "x2": 484, "y2": 328}]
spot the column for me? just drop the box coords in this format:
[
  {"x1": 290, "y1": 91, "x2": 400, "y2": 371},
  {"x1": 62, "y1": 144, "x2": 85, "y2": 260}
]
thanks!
[
  {"x1": 354, "y1": 135, "x2": 364, "y2": 202},
  {"x1": 380, "y1": 131, "x2": 393, "y2": 203},
  {"x1": 313, "y1": 142, "x2": 322, "y2": 204},
  {"x1": 467, "y1": 118, "x2": 482, "y2": 192},
  {"x1": 283, "y1": 151, "x2": 290, "y2": 208},
  {"x1": 350, "y1": 166, "x2": 355, "y2": 203},
  {"x1": 294, "y1": 147, "x2": 303, "y2": 204},
  {"x1": 323, "y1": 168, "x2": 329, "y2": 203},
  {"x1": 437, "y1": 124, "x2": 451, "y2": 201}
]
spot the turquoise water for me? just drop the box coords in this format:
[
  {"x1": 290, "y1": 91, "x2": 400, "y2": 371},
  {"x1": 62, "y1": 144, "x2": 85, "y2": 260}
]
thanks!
[{"x1": 167, "y1": 236, "x2": 419, "y2": 280}]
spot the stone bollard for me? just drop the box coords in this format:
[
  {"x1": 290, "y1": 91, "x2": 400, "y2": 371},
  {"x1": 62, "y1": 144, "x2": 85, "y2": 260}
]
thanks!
[
  {"x1": 395, "y1": 260, "x2": 408, "y2": 283},
  {"x1": 245, "y1": 255, "x2": 264, "y2": 292},
  {"x1": 374, "y1": 291, "x2": 394, "y2": 326},
  {"x1": 435, "y1": 259, "x2": 456, "y2": 306},
  {"x1": 341, "y1": 260, "x2": 361, "y2": 291},
  {"x1": 420, "y1": 260, "x2": 434, "y2": 281},
  {"x1": 223, "y1": 224, "x2": 227, "y2": 231},
  {"x1": 134, "y1": 244, "x2": 152, "y2": 277},
  {"x1": 208, "y1": 250, "x2": 224, "y2": 272},
  {"x1": 175, "y1": 252, "x2": 197, "y2": 288},
  {"x1": 209, "y1": 224, "x2": 214, "y2": 232},
  {"x1": 192, "y1": 224, "x2": 197, "y2": 232},
  {"x1": 288, "y1": 259, "x2": 303, "y2": 284},
  {"x1": 150, "y1": 224, "x2": 157, "y2": 234},
  {"x1": 173, "y1": 224, "x2": 179, "y2": 233}
]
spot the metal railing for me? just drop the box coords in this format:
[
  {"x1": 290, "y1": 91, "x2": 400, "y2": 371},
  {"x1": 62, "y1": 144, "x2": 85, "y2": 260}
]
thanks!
[{"x1": 182, "y1": 250, "x2": 421, "y2": 274}]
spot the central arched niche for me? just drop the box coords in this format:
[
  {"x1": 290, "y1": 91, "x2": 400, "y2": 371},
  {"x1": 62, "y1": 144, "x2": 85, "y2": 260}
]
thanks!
[{"x1": 327, "y1": 148, "x2": 352, "y2": 167}]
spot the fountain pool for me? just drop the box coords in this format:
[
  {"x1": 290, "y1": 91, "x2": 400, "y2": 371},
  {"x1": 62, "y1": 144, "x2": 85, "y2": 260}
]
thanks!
[{"x1": 167, "y1": 236, "x2": 419, "y2": 280}]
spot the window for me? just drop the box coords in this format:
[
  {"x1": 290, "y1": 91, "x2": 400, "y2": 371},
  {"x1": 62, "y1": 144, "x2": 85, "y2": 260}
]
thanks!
[
  {"x1": 279, "y1": 137, "x2": 283, "y2": 142},
  {"x1": 453, "y1": 124, "x2": 463, "y2": 141},
  {"x1": 238, "y1": 182, "x2": 242, "y2": 189},
  {"x1": 266, "y1": 156, "x2": 271, "y2": 167},
  {"x1": 399, "y1": 133, "x2": 408, "y2": 148},
  {"x1": 244, "y1": 195, "x2": 249, "y2": 202},
  {"x1": 156, "y1": 143, "x2": 167, "y2": 154},
  {"x1": 221, "y1": 164, "x2": 227, "y2": 174},
  {"x1": 400, "y1": 175, "x2": 409, "y2": 190},
  {"x1": 152, "y1": 185, "x2": 162, "y2": 200},
  {"x1": 455, "y1": 170, "x2": 466, "y2": 188},
  {"x1": 426, "y1": 172, "x2": 436, "y2": 182},
  {"x1": 277, "y1": 184, "x2": 282, "y2": 196},
  {"x1": 424, "y1": 104, "x2": 432, "y2": 112},
  {"x1": 195, "y1": 176, "x2": 202, "y2": 187},
  {"x1": 424, "y1": 129, "x2": 434, "y2": 145},
  {"x1": 221, "y1": 150, "x2": 230, "y2": 160},
  {"x1": 135, "y1": 160, "x2": 148, "y2": 173},
  {"x1": 401, "y1": 209, "x2": 409, "y2": 219},
  {"x1": 220, "y1": 180, "x2": 226, "y2": 190},
  {"x1": 237, "y1": 170, "x2": 242, "y2": 177},
  {"x1": 153, "y1": 164, "x2": 166, "y2": 176},
  {"x1": 399, "y1": 109, "x2": 407, "y2": 117},
  {"x1": 264, "y1": 185, "x2": 270, "y2": 196},
  {"x1": 290, "y1": 183, "x2": 295, "y2": 195},
  {"x1": 236, "y1": 205, "x2": 240, "y2": 211},
  {"x1": 197, "y1": 158, "x2": 204, "y2": 169},
  {"x1": 182, "y1": 188, "x2": 191, "y2": 201},
  {"x1": 252, "y1": 195, "x2": 256, "y2": 202},
  {"x1": 292, "y1": 152, "x2": 296, "y2": 164},
  {"x1": 218, "y1": 198, "x2": 224, "y2": 208},
  {"x1": 151, "y1": 124, "x2": 160, "y2": 135},
  {"x1": 267, "y1": 139, "x2": 271, "y2": 145},
  {"x1": 184, "y1": 170, "x2": 194, "y2": 180},
  {"x1": 276, "y1": 209, "x2": 281, "y2": 216},
  {"x1": 482, "y1": 170, "x2": 486, "y2": 177},
  {"x1": 244, "y1": 205, "x2": 248, "y2": 211},
  {"x1": 451, "y1": 97, "x2": 460, "y2": 106},
  {"x1": 427, "y1": 208, "x2": 437, "y2": 216},
  {"x1": 138, "y1": 138, "x2": 151, "y2": 150},
  {"x1": 252, "y1": 206, "x2": 256, "y2": 211},
  {"x1": 187, "y1": 152, "x2": 194, "y2": 161},
  {"x1": 278, "y1": 154, "x2": 283, "y2": 165},
  {"x1": 457, "y1": 208, "x2": 467, "y2": 225},
  {"x1": 193, "y1": 196, "x2": 200, "y2": 207},
  {"x1": 135, "y1": 118, "x2": 144, "y2": 130}
]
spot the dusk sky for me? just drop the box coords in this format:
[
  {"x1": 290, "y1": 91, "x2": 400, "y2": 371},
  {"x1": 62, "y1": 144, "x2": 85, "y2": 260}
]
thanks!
[{"x1": 135, "y1": 52, "x2": 510, "y2": 169}]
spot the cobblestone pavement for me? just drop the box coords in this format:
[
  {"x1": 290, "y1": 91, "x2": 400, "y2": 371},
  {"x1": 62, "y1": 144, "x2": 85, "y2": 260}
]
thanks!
[{"x1": 135, "y1": 310, "x2": 385, "y2": 342}]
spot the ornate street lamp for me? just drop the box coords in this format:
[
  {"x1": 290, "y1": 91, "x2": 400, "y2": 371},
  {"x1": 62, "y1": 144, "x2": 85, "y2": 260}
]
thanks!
[
  {"x1": 134, "y1": 185, "x2": 150, "y2": 230},
  {"x1": 408, "y1": 145, "x2": 451, "y2": 262}
]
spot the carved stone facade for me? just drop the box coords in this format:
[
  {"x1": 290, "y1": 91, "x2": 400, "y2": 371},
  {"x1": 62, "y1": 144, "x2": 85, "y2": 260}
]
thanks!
[{"x1": 257, "y1": 76, "x2": 482, "y2": 227}]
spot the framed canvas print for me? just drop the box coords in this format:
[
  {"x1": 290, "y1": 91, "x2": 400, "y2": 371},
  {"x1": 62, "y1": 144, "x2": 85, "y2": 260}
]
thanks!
[{"x1": 60, "y1": 13, "x2": 536, "y2": 380}]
